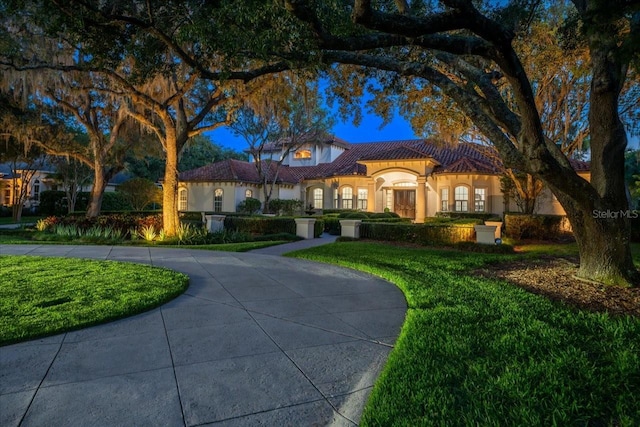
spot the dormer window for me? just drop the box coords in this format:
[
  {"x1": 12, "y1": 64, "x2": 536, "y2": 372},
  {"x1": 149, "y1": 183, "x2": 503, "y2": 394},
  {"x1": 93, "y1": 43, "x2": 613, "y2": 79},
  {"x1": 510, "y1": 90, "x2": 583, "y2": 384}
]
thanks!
[{"x1": 294, "y1": 149, "x2": 312, "y2": 159}]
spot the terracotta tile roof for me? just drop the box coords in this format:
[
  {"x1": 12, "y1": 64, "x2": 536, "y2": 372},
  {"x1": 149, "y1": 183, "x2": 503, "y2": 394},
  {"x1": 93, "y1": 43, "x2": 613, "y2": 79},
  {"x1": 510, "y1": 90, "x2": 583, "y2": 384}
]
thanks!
[
  {"x1": 569, "y1": 158, "x2": 590, "y2": 172},
  {"x1": 179, "y1": 138, "x2": 589, "y2": 183},
  {"x1": 179, "y1": 159, "x2": 300, "y2": 184}
]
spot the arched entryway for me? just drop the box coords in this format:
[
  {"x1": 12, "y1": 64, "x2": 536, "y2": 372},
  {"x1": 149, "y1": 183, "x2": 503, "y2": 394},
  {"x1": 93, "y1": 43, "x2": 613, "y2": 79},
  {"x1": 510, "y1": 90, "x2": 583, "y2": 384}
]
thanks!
[{"x1": 373, "y1": 170, "x2": 420, "y2": 220}]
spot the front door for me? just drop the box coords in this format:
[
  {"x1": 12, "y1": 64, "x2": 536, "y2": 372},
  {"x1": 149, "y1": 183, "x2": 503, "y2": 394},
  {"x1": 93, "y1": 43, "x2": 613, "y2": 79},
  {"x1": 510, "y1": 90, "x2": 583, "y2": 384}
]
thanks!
[{"x1": 394, "y1": 190, "x2": 416, "y2": 219}]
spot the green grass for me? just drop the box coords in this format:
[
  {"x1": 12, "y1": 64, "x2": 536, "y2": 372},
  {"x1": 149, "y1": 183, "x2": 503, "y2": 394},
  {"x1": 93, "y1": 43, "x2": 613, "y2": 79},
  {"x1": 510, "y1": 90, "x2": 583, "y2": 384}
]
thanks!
[
  {"x1": 0, "y1": 216, "x2": 44, "y2": 225},
  {"x1": 515, "y1": 242, "x2": 640, "y2": 266},
  {"x1": 0, "y1": 256, "x2": 189, "y2": 346},
  {"x1": 288, "y1": 242, "x2": 640, "y2": 426}
]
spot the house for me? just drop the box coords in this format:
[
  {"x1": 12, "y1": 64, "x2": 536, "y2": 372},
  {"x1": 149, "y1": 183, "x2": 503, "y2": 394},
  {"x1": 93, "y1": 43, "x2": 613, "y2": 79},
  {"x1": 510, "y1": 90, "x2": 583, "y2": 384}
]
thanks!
[
  {"x1": 0, "y1": 163, "x2": 56, "y2": 210},
  {"x1": 178, "y1": 137, "x2": 590, "y2": 222}
]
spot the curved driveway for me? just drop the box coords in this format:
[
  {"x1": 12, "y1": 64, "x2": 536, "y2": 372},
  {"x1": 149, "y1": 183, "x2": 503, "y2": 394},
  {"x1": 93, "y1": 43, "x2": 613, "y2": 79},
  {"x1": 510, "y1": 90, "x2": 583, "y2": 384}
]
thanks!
[{"x1": 0, "y1": 243, "x2": 407, "y2": 426}]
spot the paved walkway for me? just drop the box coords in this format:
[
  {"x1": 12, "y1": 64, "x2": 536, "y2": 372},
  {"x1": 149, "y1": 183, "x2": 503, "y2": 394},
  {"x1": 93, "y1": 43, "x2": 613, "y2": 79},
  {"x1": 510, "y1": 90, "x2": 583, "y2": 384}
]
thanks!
[{"x1": 0, "y1": 241, "x2": 407, "y2": 426}]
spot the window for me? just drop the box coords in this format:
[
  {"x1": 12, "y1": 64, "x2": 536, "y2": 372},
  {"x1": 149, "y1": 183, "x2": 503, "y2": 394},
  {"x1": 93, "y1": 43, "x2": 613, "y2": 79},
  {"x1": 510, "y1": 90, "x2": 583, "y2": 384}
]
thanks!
[
  {"x1": 214, "y1": 188, "x2": 223, "y2": 212},
  {"x1": 474, "y1": 188, "x2": 486, "y2": 212},
  {"x1": 454, "y1": 186, "x2": 469, "y2": 212},
  {"x1": 441, "y1": 188, "x2": 449, "y2": 211},
  {"x1": 33, "y1": 179, "x2": 40, "y2": 201},
  {"x1": 313, "y1": 188, "x2": 323, "y2": 209},
  {"x1": 294, "y1": 149, "x2": 312, "y2": 159},
  {"x1": 342, "y1": 187, "x2": 353, "y2": 209},
  {"x1": 385, "y1": 190, "x2": 393, "y2": 210},
  {"x1": 3, "y1": 188, "x2": 10, "y2": 205},
  {"x1": 245, "y1": 189, "x2": 253, "y2": 198},
  {"x1": 357, "y1": 188, "x2": 368, "y2": 210},
  {"x1": 178, "y1": 188, "x2": 188, "y2": 211}
]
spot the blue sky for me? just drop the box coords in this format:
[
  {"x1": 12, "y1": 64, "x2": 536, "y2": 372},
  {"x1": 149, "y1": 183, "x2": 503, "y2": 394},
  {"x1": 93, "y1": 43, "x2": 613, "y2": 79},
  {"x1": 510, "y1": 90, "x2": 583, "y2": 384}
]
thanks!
[{"x1": 208, "y1": 111, "x2": 418, "y2": 151}]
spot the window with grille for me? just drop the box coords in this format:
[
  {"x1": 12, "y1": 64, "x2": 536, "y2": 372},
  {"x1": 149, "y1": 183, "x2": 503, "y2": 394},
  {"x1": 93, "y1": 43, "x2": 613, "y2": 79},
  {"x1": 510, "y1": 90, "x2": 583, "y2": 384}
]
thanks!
[
  {"x1": 357, "y1": 188, "x2": 368, "y2": 210},
  {"x1": 441, "y1": 188, "x2": 449, "y2": 211},
  {"x1": 342, "y1": 187, "x2": 353, "y2": 209},
  {"x1": 245, "y1": 189, "x2": 253, "y2": 198},
  {"x1": 454, "y1": 186, "x2": 469, "y2": 212},
  {"x1": 474, "y1": 188, "x2": 486, "y2": 212},
  {"x1": 313, "y1": 188, "x2": 323, "y2": 209},
  {"x1": 214, "y1": 188, "x2": 223, "y2": 212},
  {"x1": 178, "y1": 188, "x2": 188, "y2": 211}
]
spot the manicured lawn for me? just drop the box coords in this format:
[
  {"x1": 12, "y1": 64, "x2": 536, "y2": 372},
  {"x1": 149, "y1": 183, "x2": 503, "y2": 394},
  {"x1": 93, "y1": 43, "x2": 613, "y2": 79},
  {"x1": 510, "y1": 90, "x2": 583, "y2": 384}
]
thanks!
[
  {"x1": 288, "y1": 242, "x2": 640, "y2": 426},
  {"x1": 0, "y1": 256, "x2": 189, "y2": 346},
  {"x1": 516, "y1": 241, "x2": 640, "y2": 266},
  {"x1": 0, "y1": 216, "x2": 44, "y2": 225}
]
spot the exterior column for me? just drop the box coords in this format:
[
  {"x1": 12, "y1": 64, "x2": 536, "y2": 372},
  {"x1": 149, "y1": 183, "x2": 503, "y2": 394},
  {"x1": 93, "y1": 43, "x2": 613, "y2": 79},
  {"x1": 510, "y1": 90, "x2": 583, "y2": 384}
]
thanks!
[
  {"x1": 415, "y1": 177, "x2": 426, "y2": 223},
  {"x1": 367, "y1": 181, "x2": 375, "y2": 213}
]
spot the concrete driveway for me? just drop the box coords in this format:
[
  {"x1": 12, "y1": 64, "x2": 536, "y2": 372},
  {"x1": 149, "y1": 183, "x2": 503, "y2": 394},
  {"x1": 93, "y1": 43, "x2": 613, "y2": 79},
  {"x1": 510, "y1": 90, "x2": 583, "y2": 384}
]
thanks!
[{"x1": 0, "y1": 244, "x2": 407, "y2": 426}]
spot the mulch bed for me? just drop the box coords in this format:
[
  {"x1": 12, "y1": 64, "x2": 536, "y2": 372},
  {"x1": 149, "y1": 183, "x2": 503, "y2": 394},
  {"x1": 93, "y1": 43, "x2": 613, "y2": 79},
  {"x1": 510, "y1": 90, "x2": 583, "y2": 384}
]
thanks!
[{"x1": 475, "y1": 256, "x2": 640, "y2": 318}]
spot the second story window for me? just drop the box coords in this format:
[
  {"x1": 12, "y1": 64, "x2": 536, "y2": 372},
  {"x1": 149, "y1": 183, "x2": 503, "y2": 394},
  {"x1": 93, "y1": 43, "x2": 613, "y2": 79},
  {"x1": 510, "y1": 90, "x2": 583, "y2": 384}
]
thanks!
[{"x1": 294, "y1": 149, "x2": 312, "y2": 159}]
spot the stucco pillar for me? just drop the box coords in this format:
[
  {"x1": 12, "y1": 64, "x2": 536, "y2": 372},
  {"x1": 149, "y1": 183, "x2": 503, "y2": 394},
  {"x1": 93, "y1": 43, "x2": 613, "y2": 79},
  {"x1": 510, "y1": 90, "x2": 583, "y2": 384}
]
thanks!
[
  {"x1": 295, "y1": 218, "x2": 316, "y2": 239},
  {"x1": 205, "y1": 215, "x2": 226, "y2": 233},
  {"x1": 340, "y1": 219, "x2": 361, "y2": 239},
  {"x1": 367, "y1": 181, "x2": 375, "y2": 213},
  {"x1": 415, "y1": 177, "x2": 427, "y2": 223}
]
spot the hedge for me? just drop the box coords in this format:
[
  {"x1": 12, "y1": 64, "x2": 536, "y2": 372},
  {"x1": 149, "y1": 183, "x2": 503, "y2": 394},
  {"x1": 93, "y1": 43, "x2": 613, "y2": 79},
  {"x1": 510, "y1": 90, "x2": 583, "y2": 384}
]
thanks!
[
  {"x1": 435, "y1": 211, "x2": 500, "y2": 221},
  {"x1": 224, "y1": 216, "x2": 325, "y2": 238},
  {"x1": 360, "y1": 222, "x2": 476, "y2": 246},
  {"x1": 40, "y1": 190, "x2": 132, "y2": 215},
  {"x1": 504, "y1": 213, "x2": 572, "y2": 240}
]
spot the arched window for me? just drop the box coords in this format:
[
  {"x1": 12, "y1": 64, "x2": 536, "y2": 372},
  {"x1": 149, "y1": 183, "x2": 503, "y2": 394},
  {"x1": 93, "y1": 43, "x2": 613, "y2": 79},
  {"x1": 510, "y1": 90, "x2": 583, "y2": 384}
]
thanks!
[
  {"x1": 214, "y1": 188, "x2": 223, "y2": 212},
  {"x1": 454, "y1": 186, "x2": 469, "y2": 212},
  {"x1": 342, "y1": 187, "x2": 353, "y2": 209},
  {"x1": 313, "y1": 188, "x2": 323, "y2": 209},
  {"x1": 294, "y1": 149, "x2": 312, "y2": 159},
  {"x1": 178, "y1": 188, "x2": 188, "y2": 211},
  {"x1": 33, "y1": 179, "x2": 40, "y2": 201},
  {"x1": 245, "y1": 189, "x2": 253, "y2": 198}
]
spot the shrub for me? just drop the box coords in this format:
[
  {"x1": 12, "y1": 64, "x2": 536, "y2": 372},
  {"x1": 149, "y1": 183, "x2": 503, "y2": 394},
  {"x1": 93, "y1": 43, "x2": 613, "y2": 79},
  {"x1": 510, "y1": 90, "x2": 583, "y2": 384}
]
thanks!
[
  {"x1": 323, "y1": 217, "x2": 341, "y2": 235},
  {"x1": 313, "y1": 218, "x2": 325, "y2": 238},
  {"x1": 343, "y1": 212, "x2": 369, "y2": 219},
  {"x1": 224, "y1": 216, "x2": 297, "y2": 235},
  {"x1": 269, "y1": 199, "x2": 303, "y2": 216},
  {"x1": 101, "y1": 192, "x2": 133, "y2": 211},
  {"x1": 504, "y1": 213, "x2": 572, "y2": 240},
  {"x1": 237, "y1": 197, "x2": 262, "y2": 214},
  {"x1": 116, "y1": 178, "x2": 162, "y2": 211},
  {"x1": 436, "y1": 211, "x2": 498, "y2": 221},
  {"x1": 39, "y1": 190, "x2": 90, "y2": 215},
  {"x1": 360, "y1": 222, "x2": 476, "y2": 246}
]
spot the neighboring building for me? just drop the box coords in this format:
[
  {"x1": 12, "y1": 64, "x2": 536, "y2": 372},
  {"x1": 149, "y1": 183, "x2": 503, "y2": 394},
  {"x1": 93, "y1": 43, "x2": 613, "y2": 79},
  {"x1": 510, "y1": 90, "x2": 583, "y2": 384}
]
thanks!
[
  {"x1": 0, "y1": 162, "x2": 132, "y2": 210},
  {"x1": 178, "y1": 137, "x2": 590, "y2": 222},
  {"x1": 0, "y1": 163, "x2": 56, "y2": 210}
]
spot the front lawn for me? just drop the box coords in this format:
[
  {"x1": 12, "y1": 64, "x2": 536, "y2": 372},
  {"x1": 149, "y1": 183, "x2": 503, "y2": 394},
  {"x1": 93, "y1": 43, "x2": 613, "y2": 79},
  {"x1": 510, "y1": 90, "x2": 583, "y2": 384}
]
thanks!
[
  {"x1": 288, "y1": 242, "x2": 640, "y2": 426},
  {"x1": 0, "y1": 256, "x2": 189, "y2": 346}
]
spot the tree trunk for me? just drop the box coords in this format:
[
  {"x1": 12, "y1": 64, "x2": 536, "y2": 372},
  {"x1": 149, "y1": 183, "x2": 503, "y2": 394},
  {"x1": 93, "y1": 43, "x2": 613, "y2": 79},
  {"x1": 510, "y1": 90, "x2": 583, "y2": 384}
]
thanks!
[
  {"x1": 86, "y1": 167, "x2": 108, "y2": 218},
  {"x1": 162, "y1": 136, "x2": 180, "y2": 236},
  {"x1": 559, "y1": 193, "x2": 636, "y2": 285},
  {"x1": 12, "y1": 203, "x2": 22, "y2": 222}
]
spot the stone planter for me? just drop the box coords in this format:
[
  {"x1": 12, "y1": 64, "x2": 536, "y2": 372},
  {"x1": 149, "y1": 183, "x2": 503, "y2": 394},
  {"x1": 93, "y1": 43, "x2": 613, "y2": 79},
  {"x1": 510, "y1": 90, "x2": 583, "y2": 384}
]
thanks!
[
  {"x1": 294, "y1": 218, "x2": 316, "y2": 239},
  {"x1": 474, "y1": 225, "x2": 498, "y2": 245},
  {"x1": 204, "y1": 215, "x2": 226, "y2": 233},
  {"x1": 484, "y1": 221, "x2": 503, "y2": 239},
  {"x1": 340, "y1": 219, "x2": 362, "y2": 239}
]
